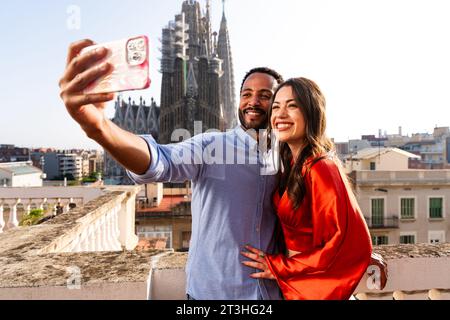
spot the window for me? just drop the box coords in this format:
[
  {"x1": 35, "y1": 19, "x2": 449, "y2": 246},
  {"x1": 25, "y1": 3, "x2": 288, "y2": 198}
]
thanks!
[
  {"x1": 400, "y1": 235, "x2": 415, "y2": 244},
  {"x1": 400, "y1": 198, "x2": 415, "y2": 219},
  {"x1": 428, "y1": 231, "x2": 445, "y2": 244},
  {"x1": 372, "y1": 235, "x2": 388, "y2": 245},
  {"x1": 429, "y1": 198, "x2": 443, "y2": 219},
  {"x1": 371, "y1": 198, "x2": 384, "y2": 227},
  {"x1": 137, "y1": 225, "x2": 173, "y2": 249},
  {"x1": 370, "y1": 162, "x2": 376, "y2": 171}
]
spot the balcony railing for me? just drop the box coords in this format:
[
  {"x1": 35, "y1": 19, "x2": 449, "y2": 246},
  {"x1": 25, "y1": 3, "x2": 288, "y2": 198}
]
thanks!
[
  {"x1": 0, "y1": 187, "x2": 106, "y2": 233},
  {"x1": 0, "y1": 186, "x2": 140, "y2": 252},
  {"x1": 353, "y1": 170, "x2": 450, "y2": 186},
  {"x1": 364, "y1": 216, "x2": 399, "y2": 229}
]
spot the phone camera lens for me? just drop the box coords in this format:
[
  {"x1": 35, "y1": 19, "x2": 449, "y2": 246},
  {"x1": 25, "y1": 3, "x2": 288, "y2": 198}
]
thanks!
[
  {"x1": 136, "y1": 40, "x2": 145, "y2": 51},
  {"x1": 132, "y1": 52, "x2": 142, "y2": 61}
]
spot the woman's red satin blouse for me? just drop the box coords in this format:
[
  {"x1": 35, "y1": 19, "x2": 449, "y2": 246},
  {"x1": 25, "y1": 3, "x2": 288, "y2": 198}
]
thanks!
[{"x1": 265, "y1": 157, "x2": 372, "y2": 300}]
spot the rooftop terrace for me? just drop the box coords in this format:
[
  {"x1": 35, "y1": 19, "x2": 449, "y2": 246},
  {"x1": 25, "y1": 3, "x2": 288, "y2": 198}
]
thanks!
[{"x1": 0, "y1": 186, "x2": 449, "y2": 300}]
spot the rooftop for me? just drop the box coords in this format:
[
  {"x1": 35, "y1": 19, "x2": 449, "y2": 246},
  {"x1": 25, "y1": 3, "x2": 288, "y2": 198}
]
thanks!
[
  {"x1": 137, "y1": 195, "x2": 190, "y2": 213},
  {"x1": 347, "y1": 147, "x2": 420, "y2": 160},
  {"x1": 0, "y1": 162, "x2": 42, "y2": 175}
]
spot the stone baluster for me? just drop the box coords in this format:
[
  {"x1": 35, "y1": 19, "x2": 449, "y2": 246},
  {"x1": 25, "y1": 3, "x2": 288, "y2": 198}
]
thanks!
[
  {"x1": 87, "y1": 224, "x2": 96, "y2": 251},
  {"x1": 25, "y1": 202, "x2": 32, "y2": 216},
  {"x1": 39, "y1": 198, "x2": 47, "y2": 211},
  {"x1": 94, "y1": 219, "x2": 104, "y2": 251},
  {"x1": 428, "y1": 289, "x2": 441, "y2": 300},
  {"x1": 354, "y1": 293, "x2": 368, "y2": 300},
  {"x1": 72, "y1": 229, "x2": 89, "y2": 253},
  {"x1": 107, "y1": 209, "x2": 120, "y2": 251},
  {"x1": 111, "y1": 206, "x2": 122, "y2": 250},
  {"x1": 7, "y1": 199, "x2": 20, "y2": 229},
  {"x1": 0, "y1": 203, "x2": 5, "y2": 233},
  {"x1": 80, "y1": 231, "x2": 89, "y2": 252},
  {"x1": 103, "y1": 212, "x2": 113, "y2": 251},
  {"x1": 393, "y1": 291, "x2": 405, "y2": 300},
  {"x1": 72, "y1": 233, "x2": 82, "y2": 252},
  {"x1": 48, "y1": 198, "x2": 59, "y2": 216},
  {"x1": 100, "y1": 215, "x2": 109, "y2": 251}
]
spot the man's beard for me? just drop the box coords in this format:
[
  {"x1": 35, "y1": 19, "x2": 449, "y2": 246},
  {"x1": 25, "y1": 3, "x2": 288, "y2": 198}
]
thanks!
[{"x1": 238, "y1": 107, "x2": 269, "y2": 130}]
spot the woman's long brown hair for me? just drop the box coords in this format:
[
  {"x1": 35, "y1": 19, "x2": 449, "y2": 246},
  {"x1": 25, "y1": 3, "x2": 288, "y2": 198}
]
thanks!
[{"x1": 268, "y1": 78, "x2": 335, "y2": 211}]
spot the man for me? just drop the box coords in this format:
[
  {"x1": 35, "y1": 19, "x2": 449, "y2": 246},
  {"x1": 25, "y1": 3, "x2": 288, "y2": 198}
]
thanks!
[{"x1": 59, "y1": 39, "x2": 284, "y2": 300}]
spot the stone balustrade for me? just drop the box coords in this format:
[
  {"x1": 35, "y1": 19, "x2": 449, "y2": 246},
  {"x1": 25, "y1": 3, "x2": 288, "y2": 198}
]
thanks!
[
  {"x1": 0, "y1": 186, "x2": 140, "y2": 254},
  {"x1": 0, "y1": 186, "x2": 106, "y2": 233},
  {"x1": 0, "y1": 197, "x2": 83, "y2": 232},
  {"x1": 1, "y1": 225, "x2": 449, "y2": 300}
]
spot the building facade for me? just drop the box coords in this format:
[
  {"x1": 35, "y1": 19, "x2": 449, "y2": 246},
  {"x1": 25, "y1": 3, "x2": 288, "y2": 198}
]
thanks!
[
  {"x1": 135, "y1": 183, "x2": 192, "y2": 251},
  {"x1": 31, "y1": 150, "x2": 60, "y2": 180},
  {"x1": 351, "y1": 170, "x2": 450, "y2": 245},
  {"x1": 31, "y1": 149, "x2": 101, "y2": 181},
  {"x1": 0, "y1": 161, "x2": 44, "y2": 187},
  {"x1": 343, "y1": 147, "x2": 420, "y2": 173},
  {"x1": 104, "y1": 97, "x2": 160, "y2": 185},
  {"x1": 58, "y1": 154, "x2": 83, "y2": 181},
  {"x1": 158, "y1": 0, "x2": 236, "y2": 144},
  {"x1": 0, "y1": 145, "x2": 30, "y2": 163}
]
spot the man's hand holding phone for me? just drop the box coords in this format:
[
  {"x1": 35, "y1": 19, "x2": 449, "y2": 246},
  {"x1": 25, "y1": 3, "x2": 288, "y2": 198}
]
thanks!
[
  {"x1": 59, "y1": 37, "x2": 153, "y2": 176},
  {"x1": 59, "y1": 39, "x2": 115, "y2": 139}
]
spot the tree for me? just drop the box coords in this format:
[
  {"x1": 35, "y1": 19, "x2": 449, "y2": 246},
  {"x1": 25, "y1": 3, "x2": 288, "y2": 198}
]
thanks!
[{"x1": 19, "y1": 209, "x2": 44, "y2": 226}]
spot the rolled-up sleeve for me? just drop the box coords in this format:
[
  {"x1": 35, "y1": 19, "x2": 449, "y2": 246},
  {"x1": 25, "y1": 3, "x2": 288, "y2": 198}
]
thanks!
[{"x1": 126, "y1": 134, "x2": 203, "y2": 184}]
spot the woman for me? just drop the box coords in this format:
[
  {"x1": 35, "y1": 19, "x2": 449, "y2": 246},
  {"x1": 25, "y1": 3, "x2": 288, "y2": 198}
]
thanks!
[{"x1": 241, "y1": 77, "x2": 373, "y2": 300}]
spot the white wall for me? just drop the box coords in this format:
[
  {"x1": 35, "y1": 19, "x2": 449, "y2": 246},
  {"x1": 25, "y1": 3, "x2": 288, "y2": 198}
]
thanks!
[{"x1": 12, "y1": 173, "x2": 43, "y2": 187}]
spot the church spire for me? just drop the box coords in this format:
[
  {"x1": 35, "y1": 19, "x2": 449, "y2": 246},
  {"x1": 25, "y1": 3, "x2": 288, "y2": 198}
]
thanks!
[
  {"x1": 204, "y1": 0, "x2": 212, "y2": 57},
  {"x1": 217, "y1": 0, "x2": 237, "y2": 128},
  {"x1": 220, "y1": 0, "x2": 228, "y2": 28},
  {"x1": 222, "y1": 0, "x2": 226, "y2": 18},
  {"x1": 206, "y1": 0, "x2": 211, "y2": 19}
]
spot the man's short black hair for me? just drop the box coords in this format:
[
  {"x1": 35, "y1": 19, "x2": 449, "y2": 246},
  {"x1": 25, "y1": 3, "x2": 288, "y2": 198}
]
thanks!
[{"x1": 240, "y1": 67, "x2": 284, "y2": 92}]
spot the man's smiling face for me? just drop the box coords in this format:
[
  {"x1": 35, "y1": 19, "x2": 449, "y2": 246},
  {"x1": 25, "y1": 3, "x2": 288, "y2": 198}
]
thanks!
[{"x1": 238, "y1": 72, "x2": 277, "y2": 130}]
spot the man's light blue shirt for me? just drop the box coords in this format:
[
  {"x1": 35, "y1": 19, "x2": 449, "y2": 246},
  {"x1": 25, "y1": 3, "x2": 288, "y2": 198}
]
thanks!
[{"x1": 127, "y1": 126, "x2": 282, "y2": 300}]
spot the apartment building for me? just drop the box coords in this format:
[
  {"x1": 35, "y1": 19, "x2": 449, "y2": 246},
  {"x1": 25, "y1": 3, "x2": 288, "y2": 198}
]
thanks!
[
  {"x1": 343, "y1": 147, "x2": 420, "y2": 173},
  {"x1": 351, "y1": 170, "x2": 450, "y2": 245},
  {"x1": 58, "y1": 154, "x2": 83, "y2": 181},
  {"x1": 135, "y1": 183, "x2": 192, "y2": 251}
]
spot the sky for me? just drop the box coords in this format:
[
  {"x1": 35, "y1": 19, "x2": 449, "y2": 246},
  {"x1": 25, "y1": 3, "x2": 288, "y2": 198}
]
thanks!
[{"x1": 1, "y1": 0, "x2": 450, "y2": 150}]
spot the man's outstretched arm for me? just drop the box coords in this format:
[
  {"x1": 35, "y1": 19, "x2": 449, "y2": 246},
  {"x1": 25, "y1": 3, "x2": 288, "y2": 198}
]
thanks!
[{"x1": 58, "y1": 39, "x2": 150, "y2": 175}]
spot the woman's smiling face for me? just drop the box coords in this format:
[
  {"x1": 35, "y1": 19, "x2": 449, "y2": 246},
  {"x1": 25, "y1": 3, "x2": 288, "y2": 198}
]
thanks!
[{"x1": 270, "y1": 85, "x2": 306, "y2": 149}]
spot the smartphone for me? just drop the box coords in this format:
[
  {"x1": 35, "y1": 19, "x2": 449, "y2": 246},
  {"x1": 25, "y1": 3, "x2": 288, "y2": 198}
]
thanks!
[{"x1": 80, "y1": 35, "x2": 150, "y2": 94}]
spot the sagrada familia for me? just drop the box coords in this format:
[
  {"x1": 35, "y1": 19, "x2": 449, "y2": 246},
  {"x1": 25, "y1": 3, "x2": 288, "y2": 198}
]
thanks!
[{"x1": 104, "y1": 0, "x2": 236, "y2": 184}]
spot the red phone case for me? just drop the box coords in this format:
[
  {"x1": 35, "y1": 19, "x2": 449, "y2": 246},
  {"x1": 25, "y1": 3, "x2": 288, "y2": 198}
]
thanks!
[{"x1": 81, "y1": 35, "x2": 150, "y2": 94}]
